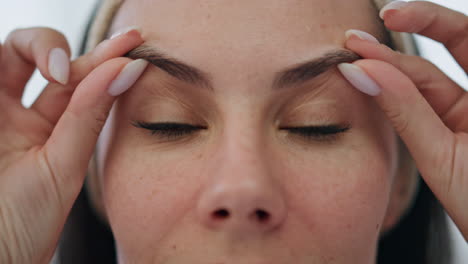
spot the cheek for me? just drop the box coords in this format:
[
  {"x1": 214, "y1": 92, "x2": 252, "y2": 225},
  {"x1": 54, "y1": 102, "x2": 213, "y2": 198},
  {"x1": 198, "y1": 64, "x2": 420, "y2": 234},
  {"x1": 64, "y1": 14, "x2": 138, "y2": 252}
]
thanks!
[
  {"x1": 281, "y1": 130, "x2": 397, "y2": 256},
  {"x1": 288, "y1": 155, "x2": 391, "y2": 239},
  {"x1": 101, "y1": 137, "x2": 206, "y2": 255}
]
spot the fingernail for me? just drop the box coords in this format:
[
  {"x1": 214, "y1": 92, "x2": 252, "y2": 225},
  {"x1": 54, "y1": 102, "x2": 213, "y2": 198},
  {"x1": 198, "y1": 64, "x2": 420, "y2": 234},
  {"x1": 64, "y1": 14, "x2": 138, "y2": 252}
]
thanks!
[
  {"x1": 110, "y1": 26, "x2": 141, "y2": 40},
  {"x1": 337, "y1": 63, "x2": 381, "y2": 96},
  {"x1": 379, "y1": 1, "x2": 408, "y2": 19},
  {"x1": 48, "y1": 48, "x2": 70, "y2": 85},
  {"x1": 108, "y1": 59, "x2": 149, "y2": 96},
  {"x1": 345, "y1": 29, "x2": 380, "y2": 44}
]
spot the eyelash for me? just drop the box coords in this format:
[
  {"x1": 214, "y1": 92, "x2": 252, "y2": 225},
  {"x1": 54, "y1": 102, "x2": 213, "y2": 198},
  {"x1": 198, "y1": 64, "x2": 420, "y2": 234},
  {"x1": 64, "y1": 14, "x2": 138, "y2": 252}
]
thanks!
[
  {"x1": 133, "y1": 121, "x2": 207, "y2": 141},
  {"x1": 133, "y1": 121, "x2": 350, "y2": 142},
  {"x1": 279, "y1": 124, "x2": 350, "y2": 142}
]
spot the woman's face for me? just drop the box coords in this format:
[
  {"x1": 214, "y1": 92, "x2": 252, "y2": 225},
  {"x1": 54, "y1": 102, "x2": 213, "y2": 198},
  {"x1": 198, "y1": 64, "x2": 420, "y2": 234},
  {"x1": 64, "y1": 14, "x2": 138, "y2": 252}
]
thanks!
[{"x1": 97, "y1": 0, "x2": 400, "y2": 263}]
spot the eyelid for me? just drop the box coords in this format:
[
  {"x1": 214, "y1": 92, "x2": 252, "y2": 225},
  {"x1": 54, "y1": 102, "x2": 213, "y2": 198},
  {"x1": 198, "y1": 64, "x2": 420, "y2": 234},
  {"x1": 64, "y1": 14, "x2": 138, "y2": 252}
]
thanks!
[
  {"x1": 280, "y1": 124, "x2": 351, "y2": 142},
  {"x1": 278, "y1": 98, "x2": 344, "y2": 128},
  {"x1": 132, "y1": 121, "x2": 207, "y2": 133},
  {"x1": 279, "y1": 124, "x2": 350, "y2": 132},
  {"x1": 133, "y1": 120, "x2": 350, "y2": 144},
  {"x1": 132, "y1": 121, "x2": 206, "y2": 141}
]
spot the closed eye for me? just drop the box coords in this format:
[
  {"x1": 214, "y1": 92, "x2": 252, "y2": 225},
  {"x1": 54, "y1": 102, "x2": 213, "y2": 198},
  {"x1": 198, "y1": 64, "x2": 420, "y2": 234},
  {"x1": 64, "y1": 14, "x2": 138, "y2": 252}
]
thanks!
[
  {"x1": 280, "y1": 124, "x2": 350, "y2": 141},
  {"x1": 132, "y1": 121, "x2": 206, "y2": 141},
  {"x1": 133, "y1": 121, "x2": 350, "y2": 142}
]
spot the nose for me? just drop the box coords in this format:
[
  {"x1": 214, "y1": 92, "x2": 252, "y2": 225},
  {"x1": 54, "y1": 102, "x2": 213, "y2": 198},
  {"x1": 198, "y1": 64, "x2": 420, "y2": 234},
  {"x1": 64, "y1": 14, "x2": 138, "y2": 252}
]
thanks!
[{"x1": 196, "y1": 144, "x2": 286, "y2": 235}]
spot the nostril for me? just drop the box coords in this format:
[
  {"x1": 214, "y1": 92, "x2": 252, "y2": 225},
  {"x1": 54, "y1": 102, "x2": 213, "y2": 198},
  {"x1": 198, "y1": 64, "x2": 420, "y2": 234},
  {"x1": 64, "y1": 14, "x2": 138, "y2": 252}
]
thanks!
[
  {"x1": 253, "y1": 209, "x2": 270, "y2": 223},
  {"x1": 213, "y1": 208, "x2": 230, "y2": 219}
]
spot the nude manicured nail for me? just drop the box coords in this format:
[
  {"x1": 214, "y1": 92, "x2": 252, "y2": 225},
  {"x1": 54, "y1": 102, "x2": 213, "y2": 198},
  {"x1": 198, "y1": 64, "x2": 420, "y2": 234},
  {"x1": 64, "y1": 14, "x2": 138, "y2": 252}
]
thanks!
[
  {"x1": 110, "y1": 26, "x2": 141, "y2": 39},
  {"x1": 48, "y1": 48, "x2": 70, "y2": 85},
  {"x1": 108, "y1": 59, "x2": 148, "y2": 96},
  {"x1": 345, "y1": 29, "x2": 380, "y2": 44},
  {"x1": 337, "y1": 63, "x2": 381, "y2": 96},
  {"x1": 379, "y1": 1, "x2": 408, "y2": 19}
]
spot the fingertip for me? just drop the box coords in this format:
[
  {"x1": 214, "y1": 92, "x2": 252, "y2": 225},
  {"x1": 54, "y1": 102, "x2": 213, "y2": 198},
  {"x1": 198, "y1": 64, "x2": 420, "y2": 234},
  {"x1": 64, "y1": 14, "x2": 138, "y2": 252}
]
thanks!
[
  {"x1": 338, "y1": 62, "x2": 382, "y2": 96},
  {"x1": 352, "y1": 59, "x2": 418, "y2": 98},
  {"x1": 48, "y1": 47, "x2": 70, "y2": 85},
  {"x1": 109, "y1": 26, "x2": 142, "y2": 40},
  {"x1": 344, "y1": 37, "x2": 399, "y2": 66},
  {"x1": 351, "y1": 59, "x2": 421, "y2": 96},
  {"x1": 94, "y1": 26, "x2": 143, "y2": 55},
  {"x1": 78, "y1": 27, "x2": 144, "y2": 81},
  {"x1": 379, "y1": 1, "x2": 409, "y2": 20},
  {"x1": 345, "y1": 29, "x2": 380, "y2": 44},
  {"x1": 70, "y1": 57, "x2": 133, "y2": 111},
  {"x1": 107, "y1": 59, "x2": 148, "y2": 96}
]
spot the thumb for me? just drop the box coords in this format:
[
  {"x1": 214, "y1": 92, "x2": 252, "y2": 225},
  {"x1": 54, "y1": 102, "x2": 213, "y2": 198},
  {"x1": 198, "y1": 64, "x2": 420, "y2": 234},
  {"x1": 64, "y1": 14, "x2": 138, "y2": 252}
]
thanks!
[
  {"x1": 42, "y1": 57, "x2": 148, "y2": 203},
  {"x1": 337, "y1": 59, "x2": 465, "y2": 227},
  {"x1": 337, "y1": 59, "x2": 452, "y2": 185}
]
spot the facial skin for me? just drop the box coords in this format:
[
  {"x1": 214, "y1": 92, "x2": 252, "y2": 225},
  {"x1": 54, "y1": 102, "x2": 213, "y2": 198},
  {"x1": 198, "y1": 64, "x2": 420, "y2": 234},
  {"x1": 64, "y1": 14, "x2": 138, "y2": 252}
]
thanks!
[{"x1": 92, "y1": 0, "x2": 414, "y2": 263}]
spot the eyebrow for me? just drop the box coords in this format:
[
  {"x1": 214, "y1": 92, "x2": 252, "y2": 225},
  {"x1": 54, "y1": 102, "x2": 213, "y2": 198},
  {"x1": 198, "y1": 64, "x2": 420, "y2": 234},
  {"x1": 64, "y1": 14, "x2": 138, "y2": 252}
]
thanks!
[
  {"x1": 126, "y1": 44, "x2": 212, "y2": 89},
  {"x1": 126, "y1": 44, "x2": 361, "y2": 91},
  {"x1": 273, "y1": 49, "x2": 361, "y2": 88}
]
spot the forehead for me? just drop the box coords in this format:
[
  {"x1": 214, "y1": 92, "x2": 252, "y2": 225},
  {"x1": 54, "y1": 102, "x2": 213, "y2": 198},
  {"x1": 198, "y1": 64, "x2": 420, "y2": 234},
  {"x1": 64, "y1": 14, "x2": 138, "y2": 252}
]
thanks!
[
  {"x1": 112, "y1": 0, "x2": 382, "y2": 41},
  {"x1": 110, "y1": 0, "x2": 384, "y2": 87}
]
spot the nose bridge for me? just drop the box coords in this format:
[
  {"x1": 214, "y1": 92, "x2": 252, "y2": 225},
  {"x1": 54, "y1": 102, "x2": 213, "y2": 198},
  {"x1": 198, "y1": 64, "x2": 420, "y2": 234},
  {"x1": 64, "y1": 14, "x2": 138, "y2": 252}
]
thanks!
[
  {"x1": 196, "y1": 114, "x2": 287, "y2": 236},
  {"x1": 206, "y1": 104, "x2": 270, "y2": 175},
  {"x1": 225, "y1": 120, "x2": 268, "y2": 175},
  {"x1": 212, "y1": 109, "x2": 275, "y2": 192}
]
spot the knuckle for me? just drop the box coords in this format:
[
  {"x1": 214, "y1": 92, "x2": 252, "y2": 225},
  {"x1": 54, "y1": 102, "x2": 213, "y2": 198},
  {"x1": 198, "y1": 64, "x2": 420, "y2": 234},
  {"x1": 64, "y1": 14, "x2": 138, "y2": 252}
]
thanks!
[
  {"x1": 446, "y1": 16, "x2": 468, "y2": 50},
  {"x1": 433, "y1": 135, "x2": 457, "y2": 195},
  {"x1": 4, "y1": 28, "x2": 24, "y2": 43},
  {"x1": 5, "y1": 27, "x2": 70, "y2": 50},
  {"x1": 5, "y1": 27, "x2": 39, "y2": 40},
  {"x1": 399, "y1": 54, "x2": 441, "y2": 88},
  {"x1": 83, "y1": 104, "x2": 110, "y2": 138},
  {"x1": 34, "y1": 27, "x2": 68, "y2": 41},
  {"x1": 401, "y1": 54, "x2": 431, "y2": 68},
  {"x1": 64, "y1": 107, "x2": 107, "y2": 138},
  {"x1": 91, "y1": 110, "x2": 108, "y2": 137},
  {"x1": 35, "y1": 146, "x2": 64, "y2": 208},
  {"x1": 446, "y1": 134, "x2": 465, "y2": 194},
  {"x1": 385, "y1": 106, "x2": 410, "y2": 136}
]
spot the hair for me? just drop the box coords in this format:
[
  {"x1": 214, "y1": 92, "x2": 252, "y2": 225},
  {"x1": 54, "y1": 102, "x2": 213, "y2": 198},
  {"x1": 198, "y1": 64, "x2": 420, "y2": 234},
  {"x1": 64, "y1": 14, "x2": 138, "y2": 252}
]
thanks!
[{"x1": 55, "y1": 2, "x2": 452, "y2": 263}]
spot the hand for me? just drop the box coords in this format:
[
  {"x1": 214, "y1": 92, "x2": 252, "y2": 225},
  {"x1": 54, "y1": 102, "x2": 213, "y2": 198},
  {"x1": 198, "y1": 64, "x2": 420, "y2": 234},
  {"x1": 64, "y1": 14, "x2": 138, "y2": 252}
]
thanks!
[
  {"x1": 0, "y1": 27, "x2": 146, "y2": 263},
  {"x1": 338, "y1": 1, "x2": 468, "y2": 240}
]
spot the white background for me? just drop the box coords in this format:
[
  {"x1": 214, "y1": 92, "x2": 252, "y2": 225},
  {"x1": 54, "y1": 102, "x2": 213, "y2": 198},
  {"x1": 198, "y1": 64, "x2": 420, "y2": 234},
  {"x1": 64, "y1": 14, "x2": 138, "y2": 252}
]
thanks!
[{"x1": 0, "y1": 0, "x2": 467, "y2": 263}]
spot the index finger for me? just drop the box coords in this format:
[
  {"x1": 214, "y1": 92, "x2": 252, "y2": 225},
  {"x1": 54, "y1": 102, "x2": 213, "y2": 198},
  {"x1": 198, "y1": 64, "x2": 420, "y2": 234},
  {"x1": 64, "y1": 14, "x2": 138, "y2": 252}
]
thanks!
[
  {"x1": 69, "y1": 27, "x2": 144, "y2": 85},
  {"x1": 380, "y1": 1, "x2": 468, "y2": 70}
]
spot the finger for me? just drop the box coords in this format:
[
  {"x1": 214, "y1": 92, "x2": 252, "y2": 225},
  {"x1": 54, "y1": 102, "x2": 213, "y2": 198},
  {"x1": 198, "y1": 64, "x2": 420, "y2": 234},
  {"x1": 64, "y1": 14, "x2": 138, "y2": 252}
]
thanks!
[
  {"x1": 30, "y1": 27, "x2": 143, "y2": 125},
  {"x1": 0, "y1": 27, "x2": 71, "y2": 99},
  {"x1": 344, "y1": 32, "x2": 468, "y2": 131},
  {"x1": 41, "y1": 57, "x2": 148, "y2": 204},
  {"x1": 338, "y1": 59, "x2": 452, "y2": 169},
  {"x1": 338, "y1": 59, "x2": 468, "y2": 239},
  {"x1": 379, "y1": 1, "x2": 468, "y2": 70},
  {"x1": 71, "y1": 27, "x2": 144, "y2": 84}
]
